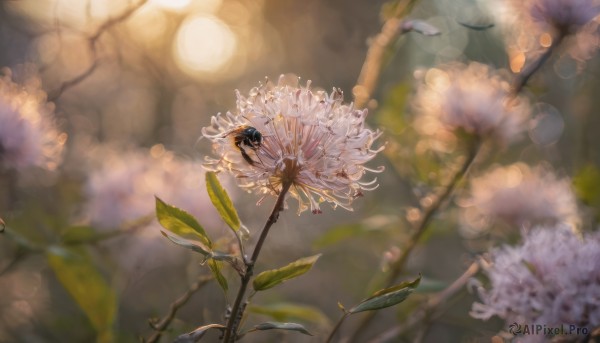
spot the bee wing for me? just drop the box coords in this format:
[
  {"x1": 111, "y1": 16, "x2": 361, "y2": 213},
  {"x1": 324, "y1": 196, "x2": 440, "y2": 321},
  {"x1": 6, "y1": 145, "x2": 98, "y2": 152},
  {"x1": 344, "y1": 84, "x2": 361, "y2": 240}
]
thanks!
[{"x1": 219, "y1": 127, "x2": 242, "y2": 138}]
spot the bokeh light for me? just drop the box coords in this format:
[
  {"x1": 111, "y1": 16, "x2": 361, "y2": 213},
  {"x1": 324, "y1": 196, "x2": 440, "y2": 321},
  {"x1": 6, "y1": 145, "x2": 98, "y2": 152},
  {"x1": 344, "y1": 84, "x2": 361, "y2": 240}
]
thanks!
[
  {"x1": 150, "y1": 0, "x2": 191, "y2": 11},
  {"x1": 2, "y1": 1, "x2": 600, "y2": 341},
  {"x1": 126, "y1": 5, "x2": 170, "y2": 47},
  {"x1": 173, "y1": 14, "x2": 238, "y2": 78},
  {"x1": 529, "y1": 103, "x2": 565, "y2": 146}
]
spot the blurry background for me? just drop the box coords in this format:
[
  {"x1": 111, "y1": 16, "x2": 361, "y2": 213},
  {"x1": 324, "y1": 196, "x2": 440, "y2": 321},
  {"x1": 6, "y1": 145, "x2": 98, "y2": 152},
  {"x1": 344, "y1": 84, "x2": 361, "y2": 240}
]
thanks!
[{"x1": 0, "y1": 0, "x2": 599, "y2": 342}]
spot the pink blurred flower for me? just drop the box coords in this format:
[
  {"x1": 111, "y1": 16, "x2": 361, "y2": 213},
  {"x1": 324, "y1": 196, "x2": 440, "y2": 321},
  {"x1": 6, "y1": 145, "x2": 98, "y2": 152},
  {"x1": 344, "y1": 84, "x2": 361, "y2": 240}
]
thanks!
[
  {"x1": 0, "y1": 67, "x2": 65, "y2": 171},
  {"x1": 85, "y1": 145, "x2": 224, "y2": 230},
  {"x1": 202, "y1": 75, "x2": 383, "y2": 214},
  {"x1": 0, "y1": 259, "x2": 49, "y2": 341},
  {"x1": 521, "y1": 0, "x2": 600, "y2": 35},
  {"x1": 471, "y1": 226, "x2": 600, "y2": 333},
  {"x1": 83, "y1": 145, "x2": 232, "y2": 273},
  {"x1": 460, "y1": 163, "x2": 579, "y2": 236},
  {"x1": 491, "y1": 0, "x2": 600, "y2": 71},
  {"x1": 412, "y1": 62, "x2": 529, "y2": 149}
]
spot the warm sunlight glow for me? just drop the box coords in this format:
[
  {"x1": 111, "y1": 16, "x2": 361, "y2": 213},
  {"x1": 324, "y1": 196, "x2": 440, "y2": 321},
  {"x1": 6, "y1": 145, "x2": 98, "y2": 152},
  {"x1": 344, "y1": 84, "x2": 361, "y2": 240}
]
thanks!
[
  {"x1": 174, "y1": 15, "x2": 237, "y2": 75},
  {"x1": 540, "y1": 32, "x2": 553, "y2": 48},
  {"x1": 510, "y1": 51, "x2": 526, "y2": 73},
  {"x1": 150, "y1": 0, "x2": 191, "y2": 11},
  {"x1": 127, "y1": 6, "x2": 168, "y2": 46}
]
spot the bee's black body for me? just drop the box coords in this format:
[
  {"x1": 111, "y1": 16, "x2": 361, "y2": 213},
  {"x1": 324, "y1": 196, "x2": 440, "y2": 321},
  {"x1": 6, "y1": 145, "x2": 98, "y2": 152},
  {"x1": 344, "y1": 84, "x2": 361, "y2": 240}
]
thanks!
[{"x1": 229, "y1": 126, "x2": 262, "y2": 165}]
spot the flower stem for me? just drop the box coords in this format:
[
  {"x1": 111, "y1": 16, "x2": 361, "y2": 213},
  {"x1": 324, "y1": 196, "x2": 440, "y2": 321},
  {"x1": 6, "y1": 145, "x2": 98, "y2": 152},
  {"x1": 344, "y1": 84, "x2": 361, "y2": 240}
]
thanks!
[
  {"x1": 348, "y1": 143, "x2": 480, "y2": 343},
  {"x1": 326, "y1": 312, "x2": 350, "y2": 343},
  {"x1": 222, "y1": 181, "x2": 292, "y2": 343},
  {"x1": 367, "y1": 262, "x2": 480, "y2": 343},
  {"x1": 353, "y1": 0, "x2": 421, "y2": 109},
  {"x1": 512, "y1": 34, "x2": 563, "y2": 95}
]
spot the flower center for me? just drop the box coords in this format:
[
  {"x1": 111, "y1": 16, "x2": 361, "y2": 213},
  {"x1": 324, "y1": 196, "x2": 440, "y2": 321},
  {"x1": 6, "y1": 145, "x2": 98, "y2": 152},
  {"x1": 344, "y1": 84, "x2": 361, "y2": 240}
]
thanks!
[{"x1": 279, "y1": 157, "x2": 301, "y2": 185}]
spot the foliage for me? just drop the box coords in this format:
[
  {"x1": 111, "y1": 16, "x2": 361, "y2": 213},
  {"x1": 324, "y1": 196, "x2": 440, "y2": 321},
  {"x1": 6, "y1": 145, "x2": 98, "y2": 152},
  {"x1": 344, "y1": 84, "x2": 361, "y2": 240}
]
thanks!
[{"x1": 1, "y1": 0, "x2": 599, "y2": 342}]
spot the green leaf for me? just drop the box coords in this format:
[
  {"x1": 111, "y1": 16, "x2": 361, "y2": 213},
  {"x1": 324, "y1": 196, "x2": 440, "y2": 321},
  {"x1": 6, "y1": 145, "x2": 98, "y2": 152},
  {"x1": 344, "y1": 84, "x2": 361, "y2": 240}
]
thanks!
[
  {"x1": 208, "y1": 259, "x2": 228, "y2": 292},
  {"x1": 349, "y1": 275, "x2": 421, "y2": 314},
  {"x1": 206, "y1": 172, "x2": 241, "y2": 232},
  {"x1": 249, "y1": 303, "x2": 331, "y2": 326},
  {"x1": 155, "y1": 197, "x2": 211, "y2": 247},
  {"x1": 47, "y1": 247, "x2": 116, "y2": 343},
  {"x1": 574, "y1": 165, "x2": 600, "y2": 219},
  {"x1": 160, "y1": 230, "x2": 212, "y2": 256},
  {"x1": 250, "y1": 322, "x2": 312, "y2": 336},
  {"x1": 253, "y1": 254, "x2": 321, "y2": 291}
]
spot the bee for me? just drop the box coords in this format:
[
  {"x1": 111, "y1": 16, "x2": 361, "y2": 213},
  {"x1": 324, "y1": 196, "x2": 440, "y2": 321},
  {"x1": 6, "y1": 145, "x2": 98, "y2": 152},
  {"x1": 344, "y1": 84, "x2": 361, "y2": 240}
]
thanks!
[{"x1": 226, "y1": 125, "x2": 263, "y2": 165}]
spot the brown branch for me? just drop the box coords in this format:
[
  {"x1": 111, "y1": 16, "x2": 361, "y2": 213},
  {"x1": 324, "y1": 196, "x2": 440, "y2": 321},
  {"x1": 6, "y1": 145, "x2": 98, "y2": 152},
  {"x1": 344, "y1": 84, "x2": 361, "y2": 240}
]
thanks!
[
  {"x1": 348, "y1": 142, "x2": 480, "y2": 343},
  {"x1": 367, "y1": 262, "x2": 480, "y2": 343},
  {"x1": 48, "y1": 0, "x2": 149, "y2": 101},
  {"x1": 326, "y1": 312, "x2": 350, "y2": 343},
  {"x1": 353, "y1": 0, "x2": 420, "y2": 109},
  {"x1": 511, "y1": 34, "x2": 564, "y2": 95},
  {"x1": 222, "y1": 181, "x2": 293, "y2": 343},
  {"x1": 88, "y1": 0, "x2": 148, "y2": 44},
  {"x1": 48, "y1": 61, "x2": 100, "y2": 102},
  {"x1": 144, "y1": 275, "x2": 214, "y2": 343}
]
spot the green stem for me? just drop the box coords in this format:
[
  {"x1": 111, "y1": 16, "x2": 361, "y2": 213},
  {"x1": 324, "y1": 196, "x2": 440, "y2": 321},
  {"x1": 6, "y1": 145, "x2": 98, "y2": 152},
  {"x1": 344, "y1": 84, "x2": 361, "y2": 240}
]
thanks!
[
  {"x1": 222, "y1": 181, "x2": 292, "y2": 343},
  {"x1": 348, "y1": 143, "x2": 480, "y2": 343}
]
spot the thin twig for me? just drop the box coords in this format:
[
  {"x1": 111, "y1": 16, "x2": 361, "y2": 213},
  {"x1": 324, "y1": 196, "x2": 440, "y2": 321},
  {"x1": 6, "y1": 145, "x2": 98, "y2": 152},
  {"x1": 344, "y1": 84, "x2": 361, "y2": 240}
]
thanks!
[
  {"x1": 326, "y1": 313, "x2": 350, "y2": 343},
  {"x1": 144, "y1": 275, "x2": 214, "y2": 343},
  {"x1": 348, "y1": 142, "x2": 480, "y2": 343},
  {"x1": 353, "y1": 0, "x2": 420, "y2": 109},
  {"x1": 222, "y1": 181, "x2": 293, "y2": 343},
  {"x1": 0, "y1": 246, "x2": 28, "y2": 277},
  {"x1": 386, "y1": 143, "x2": 479, "y2": 285},
  {"x1": 48, "y1": 62, "x2": 100, "y2": 102},
  {"x1": 367, "y1": 261, "x2": 480, "y2": 343},
  {"x1": 88, "y1": 0, "x2": 148, "y2": 44},
  {"x1": 61, "y1": 215, "x2": 153, "y2": 245},
  {"x1": 511, "y1": 35, "x2": 563, "y2": 95},
  {"x1": 48, "y1": 0, "x2": 149, "y2": 101}
]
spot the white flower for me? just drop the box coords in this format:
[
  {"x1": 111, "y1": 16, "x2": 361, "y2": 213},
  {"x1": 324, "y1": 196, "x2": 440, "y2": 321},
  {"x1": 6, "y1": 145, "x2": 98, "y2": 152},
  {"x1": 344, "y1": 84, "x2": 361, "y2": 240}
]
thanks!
[
  {"x1": 0, "y1": 67, "x2": 66, "y2": 171},
  {"x1": 202, "y1": 75, "x2": 383, "y2": 214},
  {"x1": 412, "y1": 62, "x2": 529, "y2": 148},
  {"x1": 471, "y1": 226, "x2": 600, "y2": 331},
  {"x1": 460, "y1": 163, "x2": 579, "y2": 236}
]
